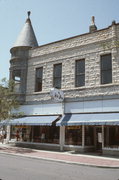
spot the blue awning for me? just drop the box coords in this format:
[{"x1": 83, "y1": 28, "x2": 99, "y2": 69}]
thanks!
[
  {"x1": 9, "y1": 116, "x2": 59, "y2": 126},
  {"x1": 56, "y1": 113, "x2": 119, "y2": 126}
]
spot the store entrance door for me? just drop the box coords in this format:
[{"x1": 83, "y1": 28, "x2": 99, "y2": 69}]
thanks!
[{"x1": 95, "y1": 127, "x2": 102, "y2": 151}]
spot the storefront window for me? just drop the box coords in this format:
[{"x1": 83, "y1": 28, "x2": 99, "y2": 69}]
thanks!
[
  {"x1": 33, "y1": 126, "x2": 59, "y2": 144},
  {"x1": 85, "y1": 126, "x2": 94, "y2": 146},
  {"x1": 11, "y1": 126, "x2": 16, "y2": 139},
  {"x1": 11, "y1": 125, "x2": 59, "y2": 144},
  {"x1": 11, "y1": 126, "x2": 31, "y2": 142},
  {"x1": 65, "y1": 126, "x2": 82, "y2": 145},
  {"x1": 104, "y1": 126, "x2": 119, "y2": 148}
]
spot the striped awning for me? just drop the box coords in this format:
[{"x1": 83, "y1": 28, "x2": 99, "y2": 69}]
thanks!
[
  {"x1": 9, "y1": 116, "x2": 59, "y2": 126},
  {"x1": 56, "y1": 113, "x2": 119, "y2": 126}
]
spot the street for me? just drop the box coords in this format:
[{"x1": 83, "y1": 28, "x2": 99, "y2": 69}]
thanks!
[{"x1": 0, "y1": 154, "x2": 119, "y2": 180}]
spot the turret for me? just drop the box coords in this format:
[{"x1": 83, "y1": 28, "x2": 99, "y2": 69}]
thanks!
[{"x1": 9, "y1": 12, "x2": 38, "y2": 103}]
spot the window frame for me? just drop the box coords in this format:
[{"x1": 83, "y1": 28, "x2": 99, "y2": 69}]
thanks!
[
  {"x1": 53, "y1": 63, "x2": 62, "y2": 89},
  {"x1": 12, "y1": 70, "x2": 21, "y2": 82},
  {"x1": 100, "y1": 54, "x2": 112, "y2": 84},
  {"x1": 75, "y1": 59, "x2": 85, "y2": 87},
  {"x1": 35, "y1": 67, "x2": 43, "y2": 92}
]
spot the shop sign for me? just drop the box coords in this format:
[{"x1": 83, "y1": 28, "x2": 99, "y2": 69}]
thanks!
[
  {"x1": 67, "y1": 126, "x2": 81, "y2": 130},
  {"x1": 50, "y1": 88, "x2": 64, "y2": 102},
  {"x1": 15, "y1": 125, "x2": 28, "y2": 128}
]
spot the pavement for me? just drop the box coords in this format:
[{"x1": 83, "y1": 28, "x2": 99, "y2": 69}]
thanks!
[{"x1": 0, "y1": 143, "x2": 119, "y2": 168}]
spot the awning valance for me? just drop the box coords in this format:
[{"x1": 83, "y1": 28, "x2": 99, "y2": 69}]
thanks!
[
  {"x1": 9, "y1": 116, "x2": 59, "y2": 126},
  {"x1": 56, "y1": 113, "x2": 119, "y2": 126}
]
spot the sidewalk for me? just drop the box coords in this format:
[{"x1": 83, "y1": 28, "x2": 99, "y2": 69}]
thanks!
[{"x1": 0, "y1": 143, "x2": 119, "y2": 168}]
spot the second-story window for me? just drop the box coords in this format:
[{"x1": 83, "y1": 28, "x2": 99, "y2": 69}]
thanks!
[
  {"x1": 101, "y1": 54, "x2": 112, "y2": 84},
  {"x1": 75, "y1": 59, "x2": 85, "y2": 87},
  {"x1": 12, "y1": 70, "x2": 21, "y2": 93},
  {"x1": 53, "y1": 63, "x2": 62, "y2": 89},
  {"x1": 35, "y1": 67, "x2": 43, "y2": 92}
]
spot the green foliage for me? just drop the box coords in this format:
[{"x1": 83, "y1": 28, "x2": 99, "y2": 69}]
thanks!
[{"x1": 0, "y1": 78, "x2": 19, "y2": 121}]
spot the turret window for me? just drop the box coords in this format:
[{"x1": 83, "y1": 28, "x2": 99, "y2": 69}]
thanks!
[
  {"x1": 12, "y1": 70, "x2": 21, "y2": 93},
  {"x1": 35, "y1": 67, "x2": 43, "y2": 92},
  {"x1": 12, "y1": 70, "x2": 21, "y2": 82}
]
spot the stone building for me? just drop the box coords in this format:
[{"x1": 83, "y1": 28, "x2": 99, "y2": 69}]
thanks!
[{"x1": 8, "y1": 13, "x2": 119, "y2": 155}]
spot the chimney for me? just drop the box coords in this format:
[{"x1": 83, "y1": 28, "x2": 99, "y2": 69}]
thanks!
[{"x1": 89, "y1": 16, "x2": 97, "y2": 33}]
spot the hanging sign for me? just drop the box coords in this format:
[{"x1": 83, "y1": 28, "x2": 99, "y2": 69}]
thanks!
[{"x1": 50, "y1": 88, "x2": 64, "y2": 102}]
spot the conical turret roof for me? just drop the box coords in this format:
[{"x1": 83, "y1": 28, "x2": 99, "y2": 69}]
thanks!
[{"x1": 13, "y1": 12, "x2": 38, "y2": 48}]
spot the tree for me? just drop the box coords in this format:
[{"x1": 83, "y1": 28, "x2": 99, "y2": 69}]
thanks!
[{"x1": 0, "y1": 78, "x2": 19, "y2": 121}]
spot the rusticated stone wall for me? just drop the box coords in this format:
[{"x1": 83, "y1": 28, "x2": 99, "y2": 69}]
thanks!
[{"x1": 26, "y1": 23, "x2": 119, "y2": 102}]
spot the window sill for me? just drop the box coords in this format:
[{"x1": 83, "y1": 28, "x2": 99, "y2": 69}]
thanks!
[{"x1": 33, "y1": 91, "x2": 49, "y2": 95}]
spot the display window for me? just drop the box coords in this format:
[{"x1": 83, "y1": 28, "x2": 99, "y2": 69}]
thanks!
[
  {"x1": 11, "y1": 126, "x2": 30, "y2": 142},
  {"x1": 104, "y1": 126, "x2": 119, "y2": 148},
  {"x1": 11, "y1": 125, "x2": 59, "y2": 144},
  {"x1": 65, "y1": 126, "x2": 82, "y2": 145},
  {"x1": 32, "y1": 126, "x2": 59, "y2": 144},
  {"x1": 85, "y1": 126, "x2": 94, "y2": 146}
]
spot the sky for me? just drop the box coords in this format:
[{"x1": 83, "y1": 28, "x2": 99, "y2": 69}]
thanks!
[{"x1": 0, "y1": 0, "x2": 119, "y2": 80}]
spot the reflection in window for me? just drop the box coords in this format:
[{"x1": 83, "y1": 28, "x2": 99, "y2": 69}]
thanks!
[
  {"x1": 35, "y1": 67, "x2": 43, "y2": 92},
  {"x1": 75, "y1": 59, "x2": 85, "y2": 87},
  {"x1": 53, "y1": 63, "x2": 62, "y2": 89},
  {"x1": 101, "y1": 54, "x2": 112, "y2": 84}
]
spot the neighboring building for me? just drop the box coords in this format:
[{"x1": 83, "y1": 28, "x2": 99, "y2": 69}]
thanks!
[{"x1": 8, "y1": 12, "x2": 119, "y2": 155}]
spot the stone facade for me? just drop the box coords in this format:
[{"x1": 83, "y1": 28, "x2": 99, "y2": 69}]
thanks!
[
  {"x1": 9, "y1": 17, "x2": 119, "y2": 105},
  {"x1": 23, "y1": 23, "x2": 119, "y2": 103}
]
